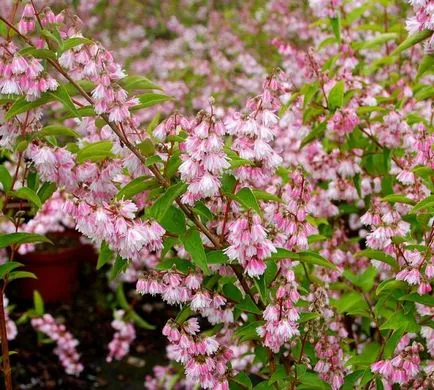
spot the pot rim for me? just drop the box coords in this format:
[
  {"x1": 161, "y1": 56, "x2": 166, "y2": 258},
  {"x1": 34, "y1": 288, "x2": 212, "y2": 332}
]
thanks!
[{"x1": 15, "y1": 231, "x2": 83, "y2": 265}]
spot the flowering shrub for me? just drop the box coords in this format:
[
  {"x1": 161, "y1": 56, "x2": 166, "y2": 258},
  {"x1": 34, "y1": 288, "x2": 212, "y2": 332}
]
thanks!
[{"x1": 1, "y1": 0, "x2": 434, "y2": 389}]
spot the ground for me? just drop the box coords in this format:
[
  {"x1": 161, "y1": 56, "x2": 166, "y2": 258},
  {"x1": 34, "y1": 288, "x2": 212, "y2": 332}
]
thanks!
[{"x1": 9, "y1": 262, "x2": 170, "y2": 389}]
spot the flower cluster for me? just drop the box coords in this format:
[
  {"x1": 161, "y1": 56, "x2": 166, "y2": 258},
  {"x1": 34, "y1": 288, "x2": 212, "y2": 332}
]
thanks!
[
  {"x1": 396, "y1": 250, "x2": 433, "y2": 295},
  {"x1": 326, "y1": 108, "x2": 360, "y2": 142},
  {"x1": 407, "y1": 1, "x2": 434, "y2": 34},
  {"x1": 65, "y1": 198, "x2": 165, "y2": 262},
  {"x1": 371, "y1": 336, "x2": 423, "y2": 386},
  {"x1": 31, "y1": 314, "x2": 83, "y2": 376},
  {"x1": 361, "y1": 199, "x2": 410, "y2": 250},
  {"x1": 226, "y1": 74, "x2": 284, "y2": 186},
  {"x1": 314, "y1": 334, "x2": 346, "y2": 389},
  {"x1": 0, "y1": 39, "x2": 57, "y2": 102},
  {"x1": 257, "y1": 269, "x2": 300, "y2": 352},
  {"x1": 2, "y1": 1, "x2": 434, "y2": 389},
  {"x1": 137, "y1": 270, "x2": 234, "y2": 324},
  {"x1": 271, "y1": 172, "x2": 318, "y2": 251},
  {"x1": 59, "y1": 39, "x2": 137, "y2": 123},
  {"x1": 106, "y1": 310, "x2": 136, "y2": 362},
  {"x1": 224, "y1": 214, "x2": 276, "y2": 277},
  {"x1": 180, "y1": 112, "x2": 229, "y2": 205},
  {"x1": 163, "y1": 318, "x2": 232, "y2": 389}
]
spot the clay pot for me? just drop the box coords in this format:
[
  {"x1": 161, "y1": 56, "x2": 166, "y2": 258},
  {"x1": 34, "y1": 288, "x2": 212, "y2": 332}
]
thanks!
[
  {"x1": 79, "y1": 242, "x2": 98, "y2": 266},
  {"x1": 15, "y1": 231, "x2": 82, "y2": 303}
]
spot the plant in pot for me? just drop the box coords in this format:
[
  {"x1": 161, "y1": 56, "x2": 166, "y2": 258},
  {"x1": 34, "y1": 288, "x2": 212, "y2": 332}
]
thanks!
[{"x1": 2, "y1": 188, "x2": 96, "y2": 303}]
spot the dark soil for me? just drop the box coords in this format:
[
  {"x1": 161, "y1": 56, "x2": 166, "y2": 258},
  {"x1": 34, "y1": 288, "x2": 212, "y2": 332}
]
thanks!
[{"x1": 7, "y1": 259, "x2": 172, "y2": 389}]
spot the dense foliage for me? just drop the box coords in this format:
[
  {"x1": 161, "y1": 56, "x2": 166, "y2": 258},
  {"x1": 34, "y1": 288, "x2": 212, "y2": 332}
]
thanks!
[{"x1": 1, "y1": 0, "x2": 434, "y2": 389}]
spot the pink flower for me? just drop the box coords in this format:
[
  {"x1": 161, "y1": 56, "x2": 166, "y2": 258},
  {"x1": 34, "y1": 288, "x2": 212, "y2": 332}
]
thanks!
[{"x1": 32, "y1": 314, "x2": 83, "y2": 375}]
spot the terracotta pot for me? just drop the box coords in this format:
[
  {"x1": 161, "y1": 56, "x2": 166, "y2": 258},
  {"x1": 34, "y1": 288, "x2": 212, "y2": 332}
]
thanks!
[
  {"x1": 15, "y1": 232, "x2": 81, "y2": 303},
  {"x1": 79, "y1": 242, "x2": 98, "y2": 265}
]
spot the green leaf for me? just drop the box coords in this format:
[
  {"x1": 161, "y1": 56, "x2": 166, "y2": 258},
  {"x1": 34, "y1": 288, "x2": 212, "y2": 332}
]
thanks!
[
  {"x1": 137, "y1": 139, "x2": 155, "y2": 156},
  {"x1": 381, "y1": 194, "x2": 415, "y2": 205},
  {"x1": 33, "y1": 291, "x2": 44, "y2": 316},
  {"x1": 330, "y1": 16, "x2": 341, "y2": 42},
  {"x1": 414, "y1": 86, "x2": 434, "y2": 101},
  {"x1": 0, "y1": 262, "x2": 24, "y2": 278},
  {"x1": 269, "y1": 365, "x2": 287, "y2": 385},
  {"x1": 148, "y1": 182, "x2": 188, "y2": 221},
  {"x1": 27, "y1": 171, "x2": 39, "y2": 191},
  {"x1": 380, "y1": 310, "x2": 420, "y2": 333},
  {"x1": 234, "y1": 320, "x2": 264, "y2": 342},
  {"x1": 413, "y1": 166, "x2": 434, "y2": 179},
  {"x1": 8, "y1": 270, "x2": 37, "y2": 282},
  {"x1": 8, "y1": 187, "x2": 42, "y2": 209},
  {"x1": 343, "y1": 267, "x2": 377, "y2": 292},
  {"x1": 308, "y1": 234, "x2": 328, "y2": 244},
  {"x1": 356, "y1": 249, "x2": 398, "y2": 270},
  {"x1": 235, "y1": 187, "x2": 262, "y2": 216},
  {"x1": 376, "y1": 279, "x2": 407, "y2": 296},
  {"x1": 230, "y1": 372, "x2": 253, "y2": 389},
  {"x1": 119, "y1": 75, "x2": 162, "y2": 91},
  {"x1": 157, "y1": 257, "x2": 194, "y2": 273},
  {"x1": 0, "y1": 166, "x2": 12, "y2": 191},
  {"x1": 175, "y1": 306, "x2": 195, "y2": 324},
  {"x1": 5, "y1": 94, "x2": 52, "y2": 121},
  {"x1": 20, "y1": 47, "x2": 57, "y2": 61},
  {"x1": 39, "y1": 125, "x2": 80, "y2": 138},
  {"x1": 358, "y1": 33, "x2": 398, "y2": 50},
  {"x1": 207, "y1": 250, "x2": 230, "y2": 264},
  {"x1": 221, "y1": 174, "x2": 237, "y2": 194},
  {"x1": 392, "y1": 29, "x2": 433, "y2": 55},
  {"x1": 298, "y1": 251, "x2": 338, "y2": 270},
  {"x1": 109, "y1": 256, "x2": 128, "y2": 280},
  {"x1": 37, "y1": 182, "x2": 57, "y2": 204},
  {"x1": 298, "y1": 372, "x2": 331, "y2": 390},
  {"x1": 252, "y1": 190, "x2": 282, "y2": 203},
  {"x1": 299, "y1": 312, "x2": 320, "y2": 323},
  {"x1": 254, "y1": 382, "x2": 276, "y2": 390},
  {"x1": 223, "y1": 284, "x2": 243, "y2": 302},
  {"x1": 59, "y1": 37, "x2": 93, "y2": 54},
  {"x1": 0, "y1": 233, "x2": 52, "y2": 249},
  {"x1": 383, "y1": 329, "x2": 405, "y2": 359},
  {"x1": 97, "y1": 241, "x2": 113, "y2": 270},
  {"x1": 146, "y1": 155, "x2": 163, "y2": 166},
  {"x1": 332, "y1": 292, "x2": 370, "y2": 317},
  {"x1": 268, "y1": 247, "x2": 300, "y2": 260},
  {"x1": 76, "y1": 141, "x2": 114, "y2": 163},
  {"x1": 300, "y1": 121, "x2": 327, "y2": 148},
  {"x1": 49, "y1": 83, "x2": 79, "y2": 117},
  {"x1": 417, "y1": 53, "x2": 434, "y2": 79},
  {"x1": 412, "y1": 195, "x2": 434, "y2": 212},
  {"x1": 236, "y1": 296, "x2": 262, "y2": 315},
  {"x1": 165, "y1": 154, "x2": 182, "y2": 178},
  {"x1": 193, "y1": 202, "x2": 214, "y2": 222},
  {"x1": 180, "y1": 228, "x2": 209, "y2": 275},
  {"x1": 399, "y1": 293, "x2": 434, "y2": 306},
  {"x1": 41, "y1": 29, "x2": 61, "y2": 46},
  {"x1": 116, "y1": 177, "x2": 157, "y2": 200},
  {"x1": 116, "y1": 284, "x2": 129, "y2": 310},
  {"x1": 328, "y1": 80, "x2": 345, "y2": 111},
  {"x1": 132, "y1": 93, "x2": 171, "y2": 110},
  {"x1": 160, "y1": 206, "x2": 186, "y2": 234}
]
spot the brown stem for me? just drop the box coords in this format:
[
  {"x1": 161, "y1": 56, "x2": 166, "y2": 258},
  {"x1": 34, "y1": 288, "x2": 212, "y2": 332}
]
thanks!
[
  {"x1": 6, "y1": 1, "x2": 19, "y2": 41},
  {"x1": 0, "y1": 282, "x2": 12, "y2": 390}
]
